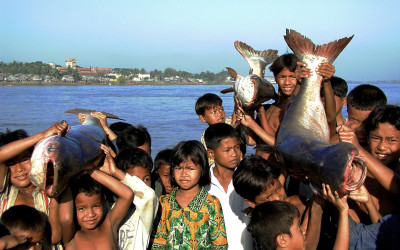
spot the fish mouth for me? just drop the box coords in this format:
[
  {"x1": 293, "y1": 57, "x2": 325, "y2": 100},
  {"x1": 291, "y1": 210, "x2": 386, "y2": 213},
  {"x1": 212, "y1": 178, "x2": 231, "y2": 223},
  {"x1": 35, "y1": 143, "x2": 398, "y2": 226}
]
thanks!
[
  {"x1": 344, "y1": 155, "x2": 367, "y2": 192},
  {"x1": 45, "y1": 161, "x2": 56, "y2": 196}
]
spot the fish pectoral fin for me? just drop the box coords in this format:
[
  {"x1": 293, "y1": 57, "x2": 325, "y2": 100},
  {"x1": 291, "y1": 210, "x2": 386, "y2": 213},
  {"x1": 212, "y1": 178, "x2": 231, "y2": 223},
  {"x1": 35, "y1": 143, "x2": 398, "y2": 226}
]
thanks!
[{"x1": 221, "y1": 87, "x2": 234, "y2": 94}]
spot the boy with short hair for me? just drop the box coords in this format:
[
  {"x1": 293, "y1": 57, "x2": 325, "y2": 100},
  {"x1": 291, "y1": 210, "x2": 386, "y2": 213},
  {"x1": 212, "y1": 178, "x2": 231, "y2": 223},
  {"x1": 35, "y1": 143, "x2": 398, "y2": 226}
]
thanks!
[
  {"x1": 1, "y1": 205, "x2": 49, "y2": 250},
  {"x1": 113, "y1": 147, "x2": 158, "y2": 249},
  {"x1": 321, "y1": 76, "x2": 348, "y2": 128},
  {"x1": 61, "y1": 161, "x2": 134, "y2": 250},
  {"x1": 204, "y1": 123, "x2": 251, "y2": 249},
  {"x1": 345, "y1": 84, "x2": 387, "y2": 147},
  {"x1": 152, "y1": 149, "x2": 174, "y2": 197}
]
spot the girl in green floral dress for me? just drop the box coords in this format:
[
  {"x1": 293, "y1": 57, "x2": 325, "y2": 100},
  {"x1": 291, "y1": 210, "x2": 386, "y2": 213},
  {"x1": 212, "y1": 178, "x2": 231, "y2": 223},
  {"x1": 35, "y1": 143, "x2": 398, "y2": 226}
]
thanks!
[{"x1": 151, "y1": 140, "x2": 228, "y2": 250}]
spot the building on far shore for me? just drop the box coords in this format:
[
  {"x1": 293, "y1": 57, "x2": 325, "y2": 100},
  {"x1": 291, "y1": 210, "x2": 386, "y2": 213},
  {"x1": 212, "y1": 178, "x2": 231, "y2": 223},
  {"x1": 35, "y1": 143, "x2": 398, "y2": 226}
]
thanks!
[{"x1": 57, "y1": 58, "x2": 112, "y2": 75}]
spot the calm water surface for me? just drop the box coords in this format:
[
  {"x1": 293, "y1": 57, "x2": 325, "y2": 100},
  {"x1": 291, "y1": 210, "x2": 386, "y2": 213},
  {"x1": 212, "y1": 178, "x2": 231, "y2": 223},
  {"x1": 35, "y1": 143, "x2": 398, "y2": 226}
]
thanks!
[{"x1": 1, "y1": 84, "x2": 399, "y2": 159}]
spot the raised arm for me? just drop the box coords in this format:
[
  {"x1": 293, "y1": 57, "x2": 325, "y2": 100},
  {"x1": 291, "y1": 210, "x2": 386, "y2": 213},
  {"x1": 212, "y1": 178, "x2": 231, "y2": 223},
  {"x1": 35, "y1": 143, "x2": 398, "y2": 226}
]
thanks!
[
  {"x1": 91, "y1": 112, "x2": 117, "y2": 142},
  {"x1": 348, "y1": 185, "x2": 382, "y2": 223},
  {"x1": 0, "y1": 122, "x2": 68, "y2": 189},
  {"x1": 90, "y1": 162, "x2": 133, "y2": 233},
  {"x1": 59, "y1": 187, "x2": 75, "y2": 245},
  {"x1": 338, "y1": 124, "x2": 400, "y2": 195}
]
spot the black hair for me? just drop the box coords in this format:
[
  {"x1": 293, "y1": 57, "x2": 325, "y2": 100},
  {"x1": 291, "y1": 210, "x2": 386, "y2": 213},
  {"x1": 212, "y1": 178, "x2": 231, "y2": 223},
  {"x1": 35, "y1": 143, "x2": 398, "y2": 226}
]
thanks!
[
  {"x1": 233, "y1": 155, "x2": 281, "y2": 202},
  {"x1": 365, "y1": 105, "x2": 400, "y2": 136},
  {"x1": 154, "y1": 149, "x2": 173, "y2": 171},
  {"x1": 0, "y1": 129, "x2": 30, "y2": 150},
  {"x1": 269, "y1": 53, "x2": 299, "y2": 77},
  {"x1": 170, "y1": 140, "x2": 211, "y2": 187},
  {"x1": 116, "y1": 125, "x2": 151, "y2": 151},
  {"x1": 320, "y1": 76, "x2": 348, "y2": 98},
  {"x1": 204, "y1": 123, "x2": 240, "y2": 151},
  {"x1": 109, "y1": 122, "x2": 133, "y2": 136},
  {"x1": 248, "y1": 201, "x2": 300, "y2": 250},
  {"x1": 115, "y1": 147, "x2": 153, "y2": 173},
  {"x1": 195, "y1": 93, "x2": 223, "y2": 116},
  {"x1": 347, "y1": 84, "x2": 387, "y2": 111},
  {"x1": 71, "y1": 174, "x2": 103, "y2": 198},
  {"x1": 1, "y1": 205, "x2": 47, "y2": 234}
]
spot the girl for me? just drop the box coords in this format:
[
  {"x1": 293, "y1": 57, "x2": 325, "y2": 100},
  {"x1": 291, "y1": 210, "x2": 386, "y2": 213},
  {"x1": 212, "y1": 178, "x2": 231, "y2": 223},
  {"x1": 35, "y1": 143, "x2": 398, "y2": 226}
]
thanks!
[{"x1": 151, "y1": 140, "x2": 228, "y2": 249}]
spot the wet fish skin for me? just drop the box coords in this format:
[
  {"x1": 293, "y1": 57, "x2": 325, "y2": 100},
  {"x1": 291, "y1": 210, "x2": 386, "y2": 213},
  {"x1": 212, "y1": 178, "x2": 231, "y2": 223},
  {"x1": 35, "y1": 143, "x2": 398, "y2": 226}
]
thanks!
[
  {"x1": 275, "y1": 29, "x2": 364, "y2": 195},
  {"x1": 30, "y1": 114, "x2": 106, "y2": 197}
]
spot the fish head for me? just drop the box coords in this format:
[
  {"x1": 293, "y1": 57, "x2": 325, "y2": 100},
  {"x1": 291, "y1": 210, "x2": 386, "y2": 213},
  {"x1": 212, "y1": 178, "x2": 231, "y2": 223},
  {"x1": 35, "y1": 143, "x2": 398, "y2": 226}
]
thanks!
[
  {"x1": 312, "y1": 142, "x2": 367, "y2": 196},
  {"x1": 235, "y1": 74, "x2": 276, "y2": 110},
  {"x1": 30, "y1": 135, "x2": 82, "y2": 197}
]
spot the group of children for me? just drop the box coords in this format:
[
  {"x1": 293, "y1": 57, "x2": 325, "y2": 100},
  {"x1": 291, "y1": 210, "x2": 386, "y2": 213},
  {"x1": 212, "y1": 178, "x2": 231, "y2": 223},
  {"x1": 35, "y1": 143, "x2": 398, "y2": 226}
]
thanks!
[{"x1": 0, "y1": 52, "x2": 399, "y2": 250}]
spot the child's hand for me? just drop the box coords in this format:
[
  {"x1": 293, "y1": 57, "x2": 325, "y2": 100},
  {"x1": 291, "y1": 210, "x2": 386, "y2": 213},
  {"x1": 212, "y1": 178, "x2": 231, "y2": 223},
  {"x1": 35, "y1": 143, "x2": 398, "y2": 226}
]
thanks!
[
  {"x1": 91, "y1": 112, "x2": 108, "y2": 130},
  {"x1": 348, "y1": 185, "x2": 370, "y2": 204},
  {"x1": 316, "y1": 63, "x2": 335, "y2": 82},
  {"x1": 0, "y1": 235, "x2": 28, "y2": 249},
  {"x1": 337, "y1": 121, "x2": 361, "y2": 148},
  {"x1": 98, "y1": 144, "x2": 117, "y2": 176},
  {"x1": 296, "y1": 61, "x2": 312, "y2": 81},
  {"x1": 43, "y1": 121, "x2": 69, "y2": 137},
  {"x1": 322, "y1": 183, "x2": 349, "y2": 213}
]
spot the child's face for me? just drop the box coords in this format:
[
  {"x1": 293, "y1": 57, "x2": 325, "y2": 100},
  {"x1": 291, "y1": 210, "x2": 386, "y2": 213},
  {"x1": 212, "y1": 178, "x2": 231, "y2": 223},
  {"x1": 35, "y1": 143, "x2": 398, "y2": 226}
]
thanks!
[
  {"x1": 253, "y1": 178, "x2": 286, "y2": 207},
  {"x1": 199, "y1": 105, "x2": 225, "y2": 125},
  {"x1": 286, "y1": 216, "x2": 305, "y2": 250},
  {"x1": 126, "y1": 165, "x2": 152, "y2": 187},
  {"x1": 7, "y1": 150, "x2": 33, "y2": 189},
  {"x1": 334, "y1": 96, "x2": 347, "y2": 116},
  {"x1": 209, "y1": 137, "x2": 241, "y2": 169},
  {"x1": 276, "y1": 68, "x2": 297, "y2": 97},
  {"x1": 75, "y1": 193, "x2": 105, "y2": 231},
  {"x1": 347, "y1": 104, "x2": 372, "y2": 144},
  {"x1": 368, "y1": 122, "x2": 400, "y2": 166},
  {"x1": 158, "y1": 164, "x2": 173, "y2": 193},
  {"x1": 12, "y1": 229, "x2": 44, "y2": 250},
  {"x1": 173, "y1": 158, "x2": 201, "y2": 191}
]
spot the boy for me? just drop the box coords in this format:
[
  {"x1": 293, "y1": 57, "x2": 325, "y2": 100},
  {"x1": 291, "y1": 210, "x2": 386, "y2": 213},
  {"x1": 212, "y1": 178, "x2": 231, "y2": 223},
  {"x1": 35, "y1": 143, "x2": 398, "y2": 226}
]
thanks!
[
  {"x1": 232, "y1": 155, "x2": 305, "y2": 216},
  {"x1": 152, "y1": 149, "x2": 174, "y2": 197},
  {"x1": 345, "y1": 84, "x2": 387, "y2": 147},
  {"x1": 0, "y1": 122, "x2": 68, "y2": 215},
  {"x1": 116, "y1": 125, "x2": 152, "y2": 155},
  {"x1": 204, "y1": 123, "x2": 251, "y2": 249},
  {"x1": 114, "y1": 147, "x2": 159, "y2": 249},
  {"x1": 61, "y1": 160, "x2": 134, "y2": 250},
  {"x1": 1, "y1": 205, "x2": 49, "y2": 250}
]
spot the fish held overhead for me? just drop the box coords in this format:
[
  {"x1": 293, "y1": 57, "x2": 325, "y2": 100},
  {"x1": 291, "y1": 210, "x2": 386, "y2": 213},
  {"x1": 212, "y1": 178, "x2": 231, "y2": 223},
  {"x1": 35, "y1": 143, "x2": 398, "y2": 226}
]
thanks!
[
  {"x1": 30, "y1": 110, "x2": 120, "y2": 197},
  {"x1": 275, "y1": 29, "x2": 365, "y2": 196},
  {"x1": 221, "y1": 41, "x2": 278, "y2": 110}
]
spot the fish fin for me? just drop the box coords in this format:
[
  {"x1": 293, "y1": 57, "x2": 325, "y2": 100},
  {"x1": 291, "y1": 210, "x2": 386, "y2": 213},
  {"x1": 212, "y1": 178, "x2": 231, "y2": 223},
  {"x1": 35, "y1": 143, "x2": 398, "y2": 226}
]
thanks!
[
  {"x1": 65, "y1": 108, "x2": 124, "y2": 120},
  {"x1": 284, "y1": 29, "x2": 354, "y2": 64},
  {"x1": 221, "y1": 87, "x2": 234, "y2": 94},
  {"x1": 226, "y1": 67, "x2": 238, "y2": 80},
  {"x1": 234, "y1": 41, "x2": 278, "y2": 76}
]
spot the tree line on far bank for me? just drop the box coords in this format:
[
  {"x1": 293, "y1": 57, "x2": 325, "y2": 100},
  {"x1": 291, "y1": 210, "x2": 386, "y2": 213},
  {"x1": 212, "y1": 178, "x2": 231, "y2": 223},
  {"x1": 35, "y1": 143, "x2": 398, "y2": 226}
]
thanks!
[{"x1": 0, "y1": 61, "x2": 231, "y2": 83}]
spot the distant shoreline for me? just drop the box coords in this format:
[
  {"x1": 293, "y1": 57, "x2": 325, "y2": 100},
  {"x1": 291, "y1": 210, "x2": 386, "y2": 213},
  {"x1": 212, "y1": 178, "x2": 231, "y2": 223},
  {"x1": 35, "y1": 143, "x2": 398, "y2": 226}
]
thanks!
[{"x1": 1, "y1": 80, "x2": 400, "y2": 87}]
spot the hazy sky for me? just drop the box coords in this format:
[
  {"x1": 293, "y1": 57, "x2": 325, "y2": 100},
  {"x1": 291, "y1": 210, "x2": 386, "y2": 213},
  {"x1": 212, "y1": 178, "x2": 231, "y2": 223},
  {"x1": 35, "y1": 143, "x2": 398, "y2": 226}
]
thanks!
[{"x1": 1, "y1": 0, "x2": 399, "y2": 81}]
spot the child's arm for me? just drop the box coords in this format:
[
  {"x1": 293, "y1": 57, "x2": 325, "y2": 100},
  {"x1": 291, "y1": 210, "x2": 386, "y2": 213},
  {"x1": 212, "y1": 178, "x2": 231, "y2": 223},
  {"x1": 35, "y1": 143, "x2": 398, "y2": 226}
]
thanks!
[
  {"x1": 48, "y1": 197, "x2": 62, "y2": 244},
  {"x1": 348, "y1": 185, "x2": 382, "y2": 223},
  {"x1": 323, "y1": 184, "x2": 349, "y2": 250},
  {"x1": 0, "y1": 235, "x2": 28, "y2": 250},
  {"x1": 0, "y1": 122, "x2": 68, "y2": 190},
  {"x1": 338, "y1": 124, "x2": 400, "y2": 195},
  {"x1": 59, "y1": 187, "x2": 75, "y2": 245},
  {"x1": 90, "y1": 162, "x2": 134, "y2": 235},
  {"x1": 91, "y1": 112, "x2": 117, "y2": 142},
  {"x1": 303, "y1": 195, "x2": 324, "y2": 250}
]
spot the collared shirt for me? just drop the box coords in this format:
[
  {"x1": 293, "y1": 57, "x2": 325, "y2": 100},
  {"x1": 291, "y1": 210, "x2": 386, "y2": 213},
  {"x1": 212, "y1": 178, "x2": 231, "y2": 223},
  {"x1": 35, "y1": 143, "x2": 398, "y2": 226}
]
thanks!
[
  {"x1": 115, "y1": 174, "x2": 159, "y2": 250},
  {"x1": 151, "y1": 187, "x2": 228, "y2": 249},
  {"x1": 205, "y1": 164, "x2": 253, "y2": 250}
]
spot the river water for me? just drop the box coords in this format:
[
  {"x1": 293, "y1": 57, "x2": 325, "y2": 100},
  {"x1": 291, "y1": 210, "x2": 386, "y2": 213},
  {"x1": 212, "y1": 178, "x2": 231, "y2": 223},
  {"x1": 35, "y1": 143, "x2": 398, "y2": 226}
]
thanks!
[{"x1": 1, "y1": 83, "x2": 399, "y2": 158}]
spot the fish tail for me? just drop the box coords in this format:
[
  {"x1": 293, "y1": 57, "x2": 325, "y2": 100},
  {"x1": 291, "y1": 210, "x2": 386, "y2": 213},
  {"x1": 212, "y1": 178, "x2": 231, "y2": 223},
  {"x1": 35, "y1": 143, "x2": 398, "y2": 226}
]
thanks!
[{"x1": 284, "y1": 29, "x2": 354, "y2": 63}]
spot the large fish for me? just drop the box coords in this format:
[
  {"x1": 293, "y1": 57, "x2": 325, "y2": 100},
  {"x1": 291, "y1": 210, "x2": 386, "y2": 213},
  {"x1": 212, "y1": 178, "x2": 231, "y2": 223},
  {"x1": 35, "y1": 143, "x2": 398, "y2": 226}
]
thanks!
[
  {"x1": 221, "y1": 41, "x2": 278, "y2": 109},
  {"x1": 274, "y1": 29, "x2": 366, "y2": 195},
  {"x1": 30, "y1": 110, "x2": 120, "y2": 197}
]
